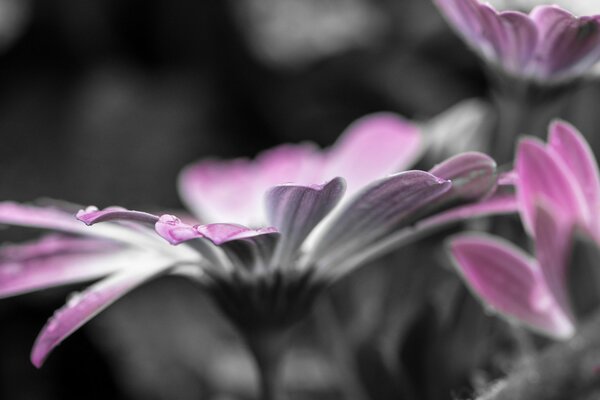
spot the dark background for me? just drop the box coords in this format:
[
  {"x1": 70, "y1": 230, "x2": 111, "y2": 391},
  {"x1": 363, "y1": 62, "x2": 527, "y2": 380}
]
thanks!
[{"x1": 1, "y1": 1, "x2": 600, "y2": 399}]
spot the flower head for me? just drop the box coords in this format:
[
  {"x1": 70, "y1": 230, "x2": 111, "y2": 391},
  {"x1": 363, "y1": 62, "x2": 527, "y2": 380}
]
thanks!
[
  {"x1": 450, "y1": 121, "x2": 599, "y2": 339},
  {"x1": 435, "y1": 0, "x2": 600, "y2": 82},
  {"x1": 0, "y1": 113, "x2": 503, "y2": 367}
]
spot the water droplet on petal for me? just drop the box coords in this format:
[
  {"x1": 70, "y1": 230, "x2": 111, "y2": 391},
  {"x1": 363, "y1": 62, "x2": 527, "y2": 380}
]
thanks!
[
  {"x1": 159, "y1": 214, "x2": 181, "y2": 225},
  {"x1": 66, "y1": 292, "x2": 82, "y2": 308},
  {"x1": 85, "y1": 206, "x2": 99, "y2": 213}
]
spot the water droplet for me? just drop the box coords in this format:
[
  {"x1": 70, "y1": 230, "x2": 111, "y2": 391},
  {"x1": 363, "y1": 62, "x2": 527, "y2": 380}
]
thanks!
[
  {"x1": 66, "y1": 292, "x2": 82, "y2": 308},
  {"x1": 85, "y1": 205, "x2": 99, "y2": 213},
  {"x1": 159, "y1": 214, "x2": 180, "y2": 225},
  {"x1": 46, "y1": 317, "x2": 59, "y2": 333}
]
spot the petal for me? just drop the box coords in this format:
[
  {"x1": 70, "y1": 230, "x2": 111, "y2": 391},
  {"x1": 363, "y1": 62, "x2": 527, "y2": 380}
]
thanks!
[
  {"x1": 155, "y1": 215, "x2": 277, "y2": 246},
  {"x1": 0, "y1": 202, "x2": 160, "y2": 248},
  {"x1": 531, "y1": 6, "x2": 600, "y2": 78},
  {"x1": 494, "y1": 10, "x2": 538, "y2": 72},
  {"x1": 310, "y1": 171, "x2": 451, "y2": 267},
  {"x1": 178, "y1": 144, "x2": 322, "y2": 226},
  {"x1": 323, "y1": 192, "x2": 519, "y2": 278},
  {"x1": 76, "y1": 206, "x2": 159, "y2": 226},
  {"x1": 547, "y1": 120, "x2": 600, "y2": 233},
  {"x1": 418, "y1": 193, "x2": 518, "y2": 230},
  {"x1": 0, "y1": 237, "x2": 145, "y2": 298},
  {"x1": 30, "y1": 256, "x2": 176, "y2": 367},
  {"x1": 197, "y1": 223, "x2": 279, "y2": 245},
  {"x1": 533, "y1": 201, "x2": 575, "y2": 320},
  {"x1": 325, "y1": 113, "x2": 422, "y2": 195},
  {"x1": 178, "y1": 158, "x2": 262, "y2": 225},
  {"x1": 435, "y1": 0, "x2": 537, "y2": 72},
  {"x1": 450, "y1": 234, "x2": 575, "y2": 339},
  {"x1": 516, "y1": 138, "x2": 590, "y2": 234},
  {"x1": 0, "y1": 202, "x2": 84, "y2": 233},
  {"x1": 266, "y1": 178, "x2": 346, "y2": 267},
  {"x1": 429, "y1": 151, "x2": 497, "y2": 201}
]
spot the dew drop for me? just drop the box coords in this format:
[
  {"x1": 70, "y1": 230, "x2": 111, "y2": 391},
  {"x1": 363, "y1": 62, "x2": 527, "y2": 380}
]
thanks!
[
  {"x1": 159, "y1": 214, "x2": 181, "y2": 225},
  {"x1": 66, "y1": 292, "x2": 82, "y2": 308},
  {"x1": 85, "y1": 205, "x2": 99, "y2": 213}
]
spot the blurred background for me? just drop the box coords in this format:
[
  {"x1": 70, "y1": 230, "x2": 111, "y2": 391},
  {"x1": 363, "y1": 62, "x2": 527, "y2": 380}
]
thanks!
[{"x1": 1, "y1": 1, "x2": 600, "y2": 399}]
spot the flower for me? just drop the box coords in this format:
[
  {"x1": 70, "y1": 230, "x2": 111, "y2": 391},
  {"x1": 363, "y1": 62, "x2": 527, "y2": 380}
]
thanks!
[
  {"x1": 0, "y1": 113, "x2": 506, "y2": 368},
  {"x1": 450, "y1": 120, "x2": 599, "y2": 339},
  {"x1": 434, "y1": 0, "x2": 600, "y2": 82}
]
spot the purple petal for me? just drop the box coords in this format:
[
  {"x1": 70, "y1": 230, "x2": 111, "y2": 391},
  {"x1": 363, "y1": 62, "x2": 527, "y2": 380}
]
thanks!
[
  {"x1": 155, "y1": 214, "x2": 278, "y2": 246},
  {"x1": 547, "y1": 120, "x2": 600, "y2": 234},
  {"x1": 450, "y1": 234, "x2": 575, "y2": 339},
  {"x1": 0, "y1": 202, "x2": 84, "y2": 233},
  {"x1": 325, "y1": 113, "x2": 422, "y2": 195},
  {"x1": 266, "y1": 178, "x2": 346, "y2": 267},
  {"x1": 154, "y1": 215, "x2": 204, "y2": 245},
  {"x1": 516, "y1": 138, "x2": 590, "y2": 234},
  {"x1": 196, "y1": 223, "x2": 278, "y2": 246},
  {"x1": 0, "y1": 235, "x2": 128, "y2": 298},
  {"x1": 31, "y1": 257, "x2": 175, "y2": 367},
  {"x1": 76, "y1": 206, "x2": 159, "y2": 226},
  {"x1": 435, "y1": 0, "x2": 537, "y2": 73},
  {"x1": 533, "y1": 201, "x2": 574, "y2": 321},
  {"x1": 429, "y1": 151, "x2": 497, "y2": 201},
  {"x1": 531, "y1": 6, "x2": 600, "y2": 78},
  {"x1": 311, "y1": 171, "x2": 451, "y2": 266}
]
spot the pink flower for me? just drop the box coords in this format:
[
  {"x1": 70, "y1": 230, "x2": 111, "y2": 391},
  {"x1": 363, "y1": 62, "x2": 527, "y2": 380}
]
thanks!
[
  {"x1": 450, "y1": 121, "x2": 599, "y2": 339},
  {"x1": 0, "y1": 113, "x2": 507, "y2": 367},
  {"x1": 435, "y1": 0, "x2": 600, "y2": 82}
]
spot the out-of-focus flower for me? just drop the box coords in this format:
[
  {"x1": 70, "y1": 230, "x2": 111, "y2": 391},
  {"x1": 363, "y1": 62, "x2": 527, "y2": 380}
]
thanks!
[
  {"x1": 489, "y1": 1, "x2": 600, "y2": 16},
  {"x1": 450, "y1": 121, "x2": 600, "y2": 339},
  {"x1": 0, "y1": 113, "x2": 508, "y2": 369},
  {"x1": 434, "y1": 0, "x2": 600, "y2": 82}
]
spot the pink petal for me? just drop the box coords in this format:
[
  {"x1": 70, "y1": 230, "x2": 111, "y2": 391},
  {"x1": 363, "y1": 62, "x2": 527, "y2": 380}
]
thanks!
[
  {"x1": 31, "y1": 257, "x2": 176, "y2": 367},
  {"x1": 450, "y1": 234, "x2": 575, "y2": 339},
  {"x1": 516, "y1": 138, "x2": 590, "y2": 234},
  {"x1": 531, "y1": 6, "x2": 600, "y2": 79},
  {"x1": 311, "y1": 171, "x2": 451, "y2": 266},
  {"x1": 76, "y1": 206, "x2": 159, "y2": 226},
  {"x1": 325, "y1": 113, "x2": 421, "y2": 196},
  {"x1": 547, "y1": 120, "x2": 600, "y2": 234},
  {"x1": 0, "y1": 235, "x2": 128, "y2": 298},
  {"x1": 0, "y1": 202, "x2": 83, "y2": 233},
  {"x1": 533, "y1": 201, "x2": 575, "y2": 321},
  {"x1": 178, "y1": 145, "x2": 322, "y2": 226},
  {"x1": 155, "y1": 215, "x2": 277, "y2": 246},
  {"x1": 196, "y1": 223, "x2": 278, "y2": 246},
  {"x1": 178, "y1": 158, "x2": 261, "y2": 225},
  {"x1": 266, "y1": 178, "x2": 346, "y2": 267}
]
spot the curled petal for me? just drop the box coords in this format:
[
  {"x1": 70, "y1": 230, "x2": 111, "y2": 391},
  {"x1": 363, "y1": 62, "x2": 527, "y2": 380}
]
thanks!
[
  {"x1": 31, "y1": 256, "x2": 176, "y2": 367},
  {"x1": 450, "y1": 234, "x2": 575, "y2": 339},
  {"x1": 429, "y1": 151, "x2": 497, "y2": 201},
  {"x1": 266, "y1": 178, "x2": 346, "y2": 267},
  {"x1": 311, "y1": 171, "x2": 451, "y2": 267},
  {"x1": 76, "y1": 206, "x2": 159, "y2": 226},
  {"x1": 516, "y1": 138, "x2": 590, "y2": 234},
  {"x1": 325, "y1": 113, "x2": 422, "y2": 195}
]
